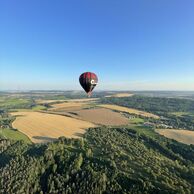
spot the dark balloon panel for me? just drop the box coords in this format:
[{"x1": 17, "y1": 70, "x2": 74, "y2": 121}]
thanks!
[{"x1": 79, "y1": 72, "x2": 98, "y2": 96}]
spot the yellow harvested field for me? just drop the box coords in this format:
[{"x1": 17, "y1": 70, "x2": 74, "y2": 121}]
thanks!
[
  {"x1": 73, "y1": 108, "x2": 129, "y2": 126},
  {"x1": 51, "y1": 102, "x2": 87, "y2": 109},
  {"x1": 11, "y1": 112, "x2": 95, "y2": 143},
  {"x1": 50, "y1": 99, "x2": 98, "y2": 112},
  {"x1": 36, "y1": 98, "x2": 98, "y2": 104},
  {"x1": 155, "y1": 129, "x2": 194, "y2": 145},
  {"x1": 98, "y1": 104, "x2": 159, "y2": 119},
  {"x1": 105, "y1": 93, "x2": 134, "y2": 98},
  {"x1": 65, "y1": 98, "x2": 99, "y2": 102},
  {"x1": 51, "y1": 107, "x2": 86, "y2": 112},
  {"x1": 50, "y1": 102, "x2": 90, "y2": 111}
]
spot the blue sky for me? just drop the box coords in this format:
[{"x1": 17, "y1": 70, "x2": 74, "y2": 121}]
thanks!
[{"x1": 0, "y1": 0, "x2": 194, "y2": 90}]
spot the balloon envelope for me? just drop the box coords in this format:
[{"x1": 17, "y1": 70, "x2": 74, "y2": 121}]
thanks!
[{"x1": 79, "y1": 72, "x2": 98, "y2": 96}]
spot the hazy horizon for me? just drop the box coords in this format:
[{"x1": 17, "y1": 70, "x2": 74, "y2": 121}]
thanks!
[
  {"x1": 1, "y1": 89, "x2": 194, "y2": 93},
  {"x1": 1, "y1": 0, "x2": 194, "y2": 91}
]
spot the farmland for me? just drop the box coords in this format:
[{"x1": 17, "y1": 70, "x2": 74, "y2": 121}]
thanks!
[
  {"x1": 98, "y1": 104, "x2": 159, "y2": 119},
  {"x1": 8, "y1": 93, "x2": 184, "y2": 144},
  {"x1": 0, "y1": 97, "x2": 33, "y2": 109},
  {"x1": 71, "y1": 108, "x2": 129, "y2": 126},
  {"x1": 50, "y1": 101, "x2": 90, "y2": 111},
  {"x1": 1, "y1": 91, "x2": 194, "y2": 193},
  {"x1": 105, "y1": 93, "x2": 133, "y2": 98},
  {"x1": 37, "y1": 98, "x2": 99, "y2": 104},
  {"x1": 10, "y1": 98, "x2": 132, "y2": 143},
  {"x1": 155, "y1": 129, "x2": 194, "y2": 145},
  {"x1": 1, "y1": 91, "x2": 194, "y2": 146},
  {"x1": 11, "y1": 111, "x2": 95, "y2": 143},
  {"x1": 0, "y1": 127, "x2": 31, "y2": 143}
]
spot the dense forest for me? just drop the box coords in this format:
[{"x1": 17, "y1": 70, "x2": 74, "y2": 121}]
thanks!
[
  {"x1": 101, "y1": 95, "x2": 194, "y2": 113},
  {"x1": 0, "y1": 126, "x2": 194, "y2": 194},
  {"x1": 101, "y1": 96, "x2": 194, "y2": 130}
]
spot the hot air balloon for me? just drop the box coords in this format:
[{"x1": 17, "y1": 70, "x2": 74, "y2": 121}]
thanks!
[{"x1": 79, "y1": 72, "x2": 98, "y2": 97}]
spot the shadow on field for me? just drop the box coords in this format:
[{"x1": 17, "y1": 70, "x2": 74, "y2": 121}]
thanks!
[
  {"x1": 33, "y1": 136, "x2": 57, "y2": 142},
  {"x1": 73, "y1": 132, "x2": 84, "y2": 138}
]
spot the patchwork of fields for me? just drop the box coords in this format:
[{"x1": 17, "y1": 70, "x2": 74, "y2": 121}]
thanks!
[
  {"x1": 11, "y1": 111, "x2": 95, "y2": 143},
  {"x1": 10, "y1": 97, "x2": 133, "y2": 143},
  {"x1": 10, "y1": 94, "x2": 150, "y2": 143},
  {"x1": 2, "y1": 93, "x2": 193, "y2": 145}
]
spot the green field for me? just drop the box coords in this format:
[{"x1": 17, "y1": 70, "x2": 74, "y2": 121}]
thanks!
[
  {"x1": 41, "y1": 95, "x2": 69, "y2": 100},
  {"x1": 0, "y1": 97, "x2": 32, "y2": 109},
  {"x1": 170, "y1": 112, "x2": 194, "y2": 124},
  {"x1": 32, "y1": 105, "x2": 47, "y2": 111},
  {"x1": 171, "y1": 112, "x2": 190, "y2": 116},
  {"x1": 0, "y1": 128, "x2": 31, "y2": 144},
  {"x1": 128, "y1": 124, "x2": 158, "y2": 138},
  {"x1": 129, "y1": 117, "x2": 144, "y2": 124}
]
